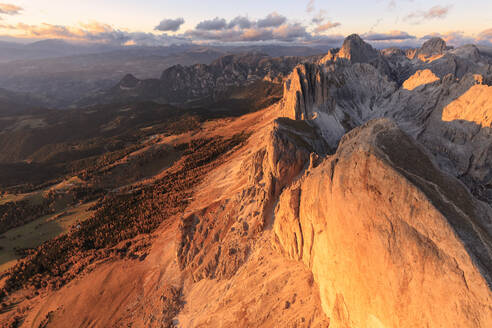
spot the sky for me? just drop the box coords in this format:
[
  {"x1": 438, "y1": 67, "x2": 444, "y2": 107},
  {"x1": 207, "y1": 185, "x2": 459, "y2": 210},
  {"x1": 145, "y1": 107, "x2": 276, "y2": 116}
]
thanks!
[{"x1": 0, "y1": 0, "x2": 491, "y2": 48}]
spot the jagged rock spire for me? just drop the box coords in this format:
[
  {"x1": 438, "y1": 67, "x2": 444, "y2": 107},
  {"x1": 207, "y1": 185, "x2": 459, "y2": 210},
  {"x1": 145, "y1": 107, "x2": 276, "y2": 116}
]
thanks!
[
  {"x1": 337, "y1": 34, "x2": 380, "y2": 63},
  {"x1": 417, "y1": 37, "x2": 448, "y2": 58}
]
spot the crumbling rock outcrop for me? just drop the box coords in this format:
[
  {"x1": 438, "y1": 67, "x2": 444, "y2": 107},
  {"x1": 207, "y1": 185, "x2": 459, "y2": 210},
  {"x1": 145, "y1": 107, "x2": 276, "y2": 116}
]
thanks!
[
  {"x1": 274, "y1": 39, "x2": 492, "y2": 324},
  {"x1": 274, "y1": 119, "x2": 492, "y2": 327},
  {"x1": 177, "y1": 117, "x2": 328, "y2": 281},
  {"x1": 386, "y1": 37, "x2": 492, "y2": 85},
  {"x1": 281, "y1": 60, "x2": 396, "y2": 148},
  {"x1": 414, "y1": 37, "x2": 449, "y2": 60},
  {"x1": 337, "y1": 34, "x2": 380, "y2": 64},
  {"x1": 281, "y1": 34, "x2": 492, "y2": 205},
  {"x1": 320, "y1": 34, "x2": 391, "y2": 77}
]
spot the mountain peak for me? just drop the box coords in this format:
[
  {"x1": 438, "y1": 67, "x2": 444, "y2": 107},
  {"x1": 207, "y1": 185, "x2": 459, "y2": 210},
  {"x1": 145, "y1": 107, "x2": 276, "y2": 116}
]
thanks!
[
  {"x1": 27, "y1": 38, "x2": 69, "y2": 47},
  {"x1": 345, "y1": 33, "x2": 364, "y2": 43},
  {"x1": 337, "y1": 33, "x2": 379, "y2": 63},
  {"x1": 418, "y1": 37, "x2": 448, "y2": 57},
  {"x1": 119, "y1": 73, "x2": 139, "y2": 88}
]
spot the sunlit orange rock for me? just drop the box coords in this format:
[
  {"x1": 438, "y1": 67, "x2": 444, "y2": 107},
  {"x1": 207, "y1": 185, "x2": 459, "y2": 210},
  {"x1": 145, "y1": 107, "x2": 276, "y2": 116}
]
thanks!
[
  {"x1": 274, "y1": 119, "x2": 492, "y2": 327},
  {"x1": 402, "y1": 69, "x2": 440, "y2": 90}
]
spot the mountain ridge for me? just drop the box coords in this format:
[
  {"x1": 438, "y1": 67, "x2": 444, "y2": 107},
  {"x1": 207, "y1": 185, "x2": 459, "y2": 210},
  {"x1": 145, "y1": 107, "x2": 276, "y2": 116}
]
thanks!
[{"x1": 0, "y1": 33, "x2": 491, "y2": 327}]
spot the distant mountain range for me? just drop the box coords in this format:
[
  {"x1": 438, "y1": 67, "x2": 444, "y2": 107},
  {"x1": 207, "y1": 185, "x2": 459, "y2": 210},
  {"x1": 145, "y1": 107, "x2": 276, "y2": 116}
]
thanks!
[
  {"x1": 78, "y1": 52, "x2": 315, "y2": 109},
  {"x1": 0, "y1": 39, "x2": 120, "y2": 63},
  {"x1": 0, "y1": 39, "x2": 327, "y2": 108}
]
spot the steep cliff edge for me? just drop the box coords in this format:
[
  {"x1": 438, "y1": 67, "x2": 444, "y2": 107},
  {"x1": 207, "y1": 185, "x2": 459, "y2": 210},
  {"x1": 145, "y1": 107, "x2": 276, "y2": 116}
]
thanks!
[
  {"x1": 337, "y1": 34, "x2": 380, "y2": 64},
  {"x1": 7, "y1": 107, "x2": 331, "y2": 328},
  {"x1": 280, "y1": 34, "x2": 492, "y2": 205},
  {"x1": 274, "y1": 119, "x2": 492, "y2": 327},
  {"x1": 177, "y1": 112, "x2": 328, "y2": 282},
  {"x1": 413, "y1": 37, "x2": 449, "y2": 62},
  {"x1": 281, "y1": 61, "x2": 396, "y2": 148}
]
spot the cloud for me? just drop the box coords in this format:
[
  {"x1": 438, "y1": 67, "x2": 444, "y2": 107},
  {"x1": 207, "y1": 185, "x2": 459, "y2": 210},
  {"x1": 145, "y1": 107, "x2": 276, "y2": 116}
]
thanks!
[
  {"x1": 478, "y1": 28, "x2": 492, "y2": 41},
  {"x1": 476, "y1": 28, "x2": 492, "y2": 47},
  {"x1": 306, "y1": 0, "x2": 315, "y2": 13},
  {"x1": 273, "y1": 23, "x2": 309, "y2": 40},
  {"x1": 302, "y1": 34, "x2": 345, "y2": 47},
  {"x1": 388, "y1": 0, "x2": 418, "y2": 10},
  {"x1": 406, "y1": 5, "x2": 451, "y2": 22},
  {"x1": 184, "y1": 28, "x2": 242, "y2": 42},
  {"x1": 311, "y1": 10, "x2": 327, "y2": 25},
  {"x1": 0, "y1": 11, "x2": 342, "y2": 46},
  {"x1": 257, "y1": 12, "x2": 286, "y2": 28},
  {"x1": 423, "y1": 5, "x2": 451, "y2": 19},
  {"x1": 196, "y1": 17, "x2": 227, "y2": 30},
  {"x1": 0, "y1": 22, "x2": 87, "y2": 39},
  {"x1": 314, "y1": 21, "x2": 341, "y2": 33},
  {"x1": 155, "y1": 18, "x2": 184, "y2": 32},
  {"x1": 4, "y1": 10, "x2": 487, "y2": 49},
  {"x1": 0, "y1": 21, "x2": 187, "y2": 46},
  {"x1": 240, "y1": 28, "x2": 273, "y2": 41},
  {"x1": 184, "y1": 23, "x2": 309, "y2": 43},
  {"x1": 228, "y1": 16, "x2": 252, "y2": 29},
  {"x1": 369, "y1": 18, "x2": 382, "y2": 33},
  {"x1": 180, "y1": 12, "x2": 308, "y2": 43},
  {"x1": 363, "y1": 30, "x2": 416, "y2": 41},
  {"x1": 0, "y1": 14, "x2": 307, "y2": 45},
  {"x1": 306, "y1": 2, "x2": 341, "y2": 34},
  {"x1": 422, "y1": 31, "x2": 492, "y2": 47},
  {"x1": 0, "y1": 3, "x2": 21, "y2": 15}
]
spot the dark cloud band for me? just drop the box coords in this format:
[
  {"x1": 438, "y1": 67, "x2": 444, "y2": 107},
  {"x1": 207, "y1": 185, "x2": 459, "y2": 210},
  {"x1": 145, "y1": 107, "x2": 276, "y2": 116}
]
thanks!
[
  {"x1": 196, "y1": 17, "x2": 227, "y2": 31},
  {"x1": 0, "y1": 3, "x2": 22, "y2": 15},
  {"x1": 155, "y1": 18, "x2": 185, "y2": 32}
]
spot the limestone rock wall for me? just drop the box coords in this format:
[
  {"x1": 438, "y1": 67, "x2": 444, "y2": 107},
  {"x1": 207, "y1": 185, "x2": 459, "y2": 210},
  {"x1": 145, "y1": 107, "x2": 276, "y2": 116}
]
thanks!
[
  {"x1": 274, "y1": 119, "x2": 492, "y2": 327},
  {"x1": 177, "y1": 117, "x2": 328, "y2": 282}
]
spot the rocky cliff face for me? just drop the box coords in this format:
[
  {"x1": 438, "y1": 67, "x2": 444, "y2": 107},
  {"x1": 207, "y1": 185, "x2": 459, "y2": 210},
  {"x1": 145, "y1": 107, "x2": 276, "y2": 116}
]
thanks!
[
  {"x1": 267, "y1": 35, "x2": 492, "y2": 326},
  {"x1": 177, "y1": 116, "x2": 328, "y2": 282},
  {"x1": 337, "y1": 34, "x2": 380, "y2": 63},
  {"x1": 281, "y1": 34, "x2": 492, "y2": 205},
  {"x1": 281, "y1": 60, "x2": 396, "y2": 147},
  {"x1": 171, "y1": 40, "x2": 492, "y2": 324},
  {"x1": 414, "y1": 37, "x2": 449, "y2": 60},
  {"x1": 319, "y1": 34, "x2": 391, "y2": 77},
  {"x1": 173, "y1": 96, "x2": 492, "y2": 327},
  {"x1": 274, "y1": 119, "x2": 492, "y2": 327},
  {"x1": 83, "y1": 53, "x2": 309, "y2": 107}
]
